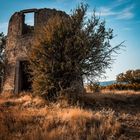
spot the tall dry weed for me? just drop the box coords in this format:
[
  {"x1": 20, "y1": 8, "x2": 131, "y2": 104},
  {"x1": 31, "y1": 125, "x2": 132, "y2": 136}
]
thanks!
[{"x1": 0, "y1": 94, "x2": 121, "y2": 140}]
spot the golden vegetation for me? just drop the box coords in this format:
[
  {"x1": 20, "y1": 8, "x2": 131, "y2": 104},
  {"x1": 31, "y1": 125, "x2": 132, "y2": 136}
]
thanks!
[
  {"x1": 101, "y1": 89, "x2": 140, "y2": 95},
  {"x1": 0, "y1": 91, "x2": 140, "y2": 140},
  {"x1": 0, "y1": 93, "x2": 121, "y2": 140}
]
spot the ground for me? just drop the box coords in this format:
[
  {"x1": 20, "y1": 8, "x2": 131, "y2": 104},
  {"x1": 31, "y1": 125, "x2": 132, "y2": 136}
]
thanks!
[{"x1": 0, "y1": 90, "x2": 140, "y2": 140}]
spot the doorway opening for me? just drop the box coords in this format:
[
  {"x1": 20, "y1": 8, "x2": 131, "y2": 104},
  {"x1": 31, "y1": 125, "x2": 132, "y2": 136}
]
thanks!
[{"x1": 16, "y1": 60, "x2": 32, "y2": 93}]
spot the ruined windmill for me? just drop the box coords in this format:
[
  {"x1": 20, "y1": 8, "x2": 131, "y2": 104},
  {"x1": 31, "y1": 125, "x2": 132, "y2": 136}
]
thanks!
[{"x1": 3, "y1": 8, "x2": 67, "y2": 94}]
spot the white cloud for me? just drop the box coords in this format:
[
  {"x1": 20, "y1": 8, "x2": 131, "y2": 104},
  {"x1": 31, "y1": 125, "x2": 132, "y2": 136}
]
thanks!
[
  {"x1": 117, "y1": 11, "x2": 134, "y2": 19},
  {"x1": 116, "y1": 4, "x2": 134, "y2": 19},
  {"x1": 93, "y1": 4, "x2": 135, "y2": 20},
  {"x1": 97, "y1": 7, "x2": 117, "y2": 16}
]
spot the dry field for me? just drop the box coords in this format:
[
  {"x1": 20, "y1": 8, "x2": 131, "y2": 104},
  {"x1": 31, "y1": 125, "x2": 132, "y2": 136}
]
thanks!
[{"x1": 0, "y1": 90, "x2": 140, "y2": 140}]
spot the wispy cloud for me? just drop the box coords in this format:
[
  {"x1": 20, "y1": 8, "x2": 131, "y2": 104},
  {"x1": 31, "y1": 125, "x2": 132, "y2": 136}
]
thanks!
[
  {"x1": 92, "y1": 2, "x2": 135, "y2": 20},
  {"x1": 116, "y1": 4, "x2": 134, "y2": 19},
  {"x1": 96, "y1": 7, "x2": 117, "y2": 16}
]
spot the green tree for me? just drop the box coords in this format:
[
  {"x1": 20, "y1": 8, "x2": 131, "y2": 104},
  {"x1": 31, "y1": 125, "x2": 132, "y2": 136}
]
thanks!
[
  {"x1": 116, "y1": 72, "x2": 125, "y2": 83},
  {"x1": 28, "y1": 4, "x2": 123, "y2": 99},
  {"x1": 116, "y1": 69, "x2": 140, "y2": 84},
  {"x1": 133, "y1": 69, "x2": 140, "y2": 83}
]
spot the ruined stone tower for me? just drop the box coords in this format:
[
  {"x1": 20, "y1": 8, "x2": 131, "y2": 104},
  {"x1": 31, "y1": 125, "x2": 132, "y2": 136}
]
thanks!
[{"x1": 3, "y1": 8, "x2": 67, "y2": 94}]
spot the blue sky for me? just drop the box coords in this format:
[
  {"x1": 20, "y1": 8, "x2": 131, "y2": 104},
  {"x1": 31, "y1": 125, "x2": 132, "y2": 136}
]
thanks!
[{"x1": 0, "y1": 0, "x2": 140, "y2": 81}]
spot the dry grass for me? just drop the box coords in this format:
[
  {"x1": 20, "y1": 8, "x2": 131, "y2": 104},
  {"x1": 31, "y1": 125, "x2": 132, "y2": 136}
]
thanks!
[
  {"x1": 82, "y1": 90, "x2": 140, "y2": 140},
  {"x1": 0, "y1": 93, "x2": 121, "y2": 140},
  {"x1": 84, "y1": 89, "x2": 140, "y2": 108},
  {"x1": 101, "y1": 89, "x2": 140, "y2": 95},
  {"x1": 0, "y1": 90, "x2": 140, "y2": 140}
]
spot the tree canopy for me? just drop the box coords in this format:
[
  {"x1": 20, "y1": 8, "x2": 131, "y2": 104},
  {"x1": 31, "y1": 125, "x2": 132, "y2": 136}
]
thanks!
[
  {"x1": 116, "y1": 69, "x2": 140, "y2": 84},
  {"x1": 28, "y1": 4, "x2": 123, "y2": 98}
]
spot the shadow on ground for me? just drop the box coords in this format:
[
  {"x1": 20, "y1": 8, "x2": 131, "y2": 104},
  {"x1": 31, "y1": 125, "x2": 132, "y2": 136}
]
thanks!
[{"x1": 79, "y1": 93, "x2": 140, "y2": 113}]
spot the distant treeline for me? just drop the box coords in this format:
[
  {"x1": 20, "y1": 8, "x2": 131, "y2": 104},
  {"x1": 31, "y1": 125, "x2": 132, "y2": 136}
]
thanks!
[
  {"x1": 86, "y1": 69, "x2": 140, "y2": 92},
  {"x1": 102, "y1": 83, "x2": 140, "y2": 91}
]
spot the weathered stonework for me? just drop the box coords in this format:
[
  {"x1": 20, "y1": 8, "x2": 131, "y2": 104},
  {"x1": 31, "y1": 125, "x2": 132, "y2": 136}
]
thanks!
[{"x1": 3, "y1": 8, "x2": 68, "y2": 94}]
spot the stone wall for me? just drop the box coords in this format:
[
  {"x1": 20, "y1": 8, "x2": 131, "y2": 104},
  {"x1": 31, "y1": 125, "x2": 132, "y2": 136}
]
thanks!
[
  {"x1": 3, "y1": 8, "x2": 68, "y2": 93},
  {"x1": 3, "y1": 8, "x2": 84, "y2": 94}
]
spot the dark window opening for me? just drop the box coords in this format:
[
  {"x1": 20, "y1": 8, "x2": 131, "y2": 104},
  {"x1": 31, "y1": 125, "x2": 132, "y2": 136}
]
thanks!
[
  {"x1": 19, "y1": 61, "x2": 32, "y2": 92},
  {"x1": 22, "y1": 13, "x2": 34, "y2": 34}
]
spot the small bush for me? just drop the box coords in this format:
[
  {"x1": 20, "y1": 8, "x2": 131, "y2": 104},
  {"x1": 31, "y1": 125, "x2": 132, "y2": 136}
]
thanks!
[
  {"x1": 0, "y1": 94, "x2": 121, "y2": 140},
  {"x1": 86, "y1": 82, "x2": 101, "y2": 93}
]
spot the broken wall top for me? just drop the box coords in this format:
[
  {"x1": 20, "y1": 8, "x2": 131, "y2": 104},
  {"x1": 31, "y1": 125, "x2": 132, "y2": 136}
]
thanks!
[{"x1": 8, "y1": 8, "x2": 68, "y2": 37}]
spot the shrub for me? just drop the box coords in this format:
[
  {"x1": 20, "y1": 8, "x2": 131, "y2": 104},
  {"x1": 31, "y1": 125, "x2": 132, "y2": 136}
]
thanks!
[
  {"x1": 27, "y1": 4, "x2": 122, "y2": 100},
  {"x1": 86, "y1": 82, "x2": 101, "y2": 93}
]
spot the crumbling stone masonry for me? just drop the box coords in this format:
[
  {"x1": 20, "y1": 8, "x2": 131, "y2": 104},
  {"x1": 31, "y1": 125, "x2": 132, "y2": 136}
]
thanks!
[
  {"x1": 3, "y1": 8, "x2": 84, "y2": 94},
  {"x1": 2, "y1": 8, "x2": 69, "y2": 94}
]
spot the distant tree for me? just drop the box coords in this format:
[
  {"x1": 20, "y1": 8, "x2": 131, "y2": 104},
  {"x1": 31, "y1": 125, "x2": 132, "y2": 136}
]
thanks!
[
  {"x1": 0, "y1": 32, "x2": 6, "y2": 90},
  {"x1": 116, "y1": 69, "x2": 140, "y2": 84},
  {"x1": 28, "y1": 4, "x2": 123, "y2": 99},
  {"x1": 133, "y1": 69, "x2": 140, "y2": 83},
  {"x1": 116, "y1": 73, "x2": 124, "y2": 83}
]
